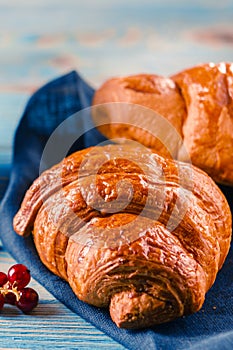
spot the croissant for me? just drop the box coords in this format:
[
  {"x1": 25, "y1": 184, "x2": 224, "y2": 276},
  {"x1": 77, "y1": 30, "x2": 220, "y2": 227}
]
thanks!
[
  {"x1": 92, "y1": 62, "x2": 233, "y2": 186},
  {"x1": 13, "y1": 144, "x2": 232, "y2": 329}
]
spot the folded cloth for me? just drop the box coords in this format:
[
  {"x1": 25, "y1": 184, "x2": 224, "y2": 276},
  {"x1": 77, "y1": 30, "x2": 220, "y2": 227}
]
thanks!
[{"x1": 0, "y1": 71, "x2": 232, "y2": 350}]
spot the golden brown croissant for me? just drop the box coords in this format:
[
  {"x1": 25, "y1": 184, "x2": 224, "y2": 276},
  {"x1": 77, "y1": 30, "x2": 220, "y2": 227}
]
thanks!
[
  {"x1": 13, "y1": 144, "x2": 232, "y2": 329},
  {"x1": 92, "y1": 62, "x2": 233, "y2": 186}
]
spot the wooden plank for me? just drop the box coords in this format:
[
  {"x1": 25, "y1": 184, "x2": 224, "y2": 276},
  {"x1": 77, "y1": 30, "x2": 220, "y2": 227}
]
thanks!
[
  {"x1": 0, "y1": 249, "x2": 125, "y2": 349},
  {"x1": 0, "y1": 1, "x2": 232, "y2": 348}
]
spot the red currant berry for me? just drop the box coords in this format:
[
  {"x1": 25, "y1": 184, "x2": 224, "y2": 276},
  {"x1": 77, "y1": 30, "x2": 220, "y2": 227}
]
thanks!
[
  {"x1": 0, "y1": 294, "x2": 4, "y2": 311},
  {"x1": 16, "y1": 287, "x2": 39, "y2": 313},
  {"x1": 4, "y1": 292, "x2": 17, "y2": 305},
  {"x1": 8, "y1": 264, "x2": 31, "y2": 289},
  {"x1": 0, "y1": 272, "x2": 8, "y2": 287}
]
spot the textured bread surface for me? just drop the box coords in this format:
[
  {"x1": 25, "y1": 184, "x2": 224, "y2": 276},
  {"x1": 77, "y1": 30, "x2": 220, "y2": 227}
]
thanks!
[
  {"x1": 14, "y1": 144, "x2": 232, "y2": 329},
  {"x1": 92, "y1": 62, "x2": 233, "y2": 185}
]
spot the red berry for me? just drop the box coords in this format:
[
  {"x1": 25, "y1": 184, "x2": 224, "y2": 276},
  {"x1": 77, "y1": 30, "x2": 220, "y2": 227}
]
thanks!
[
  {"x1": 4, "y1": 292, "x2": 17, "y2": 305},
  {"x1": 0, "y1": 272, "x2": 8, "y2": 287},
  {"x1": 16, "y1": 287, "x2": 39, "y2": 313},
  {"x1": 8, "y1": 264, "x2": 31, "y2": 289},
  {"x1": 0, "y1": 294, "x2": 4, "y2": 311}
]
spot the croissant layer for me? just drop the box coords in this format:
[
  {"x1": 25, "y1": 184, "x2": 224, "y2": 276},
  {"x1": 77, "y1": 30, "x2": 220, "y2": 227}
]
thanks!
[
  {"x1": 13, "y1": 144, "x2": 232, "y2": 329},
  {"x1": 92, "y1": 62, "x2": 233, "y2": 185}
]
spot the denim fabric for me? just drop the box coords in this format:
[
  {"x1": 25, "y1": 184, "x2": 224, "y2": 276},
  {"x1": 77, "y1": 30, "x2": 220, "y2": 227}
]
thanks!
[{"x1": 0, "y1": 71, "x2": 232, "y2": 350}]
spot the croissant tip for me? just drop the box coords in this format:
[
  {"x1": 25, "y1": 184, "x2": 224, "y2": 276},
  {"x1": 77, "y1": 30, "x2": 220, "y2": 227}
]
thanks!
[
  {"x1": 13, "y1": 220, "x2": 30, "y2": 238},
  {"x1": 110, "y1": 290, "x2": 172, "y2": 329}
]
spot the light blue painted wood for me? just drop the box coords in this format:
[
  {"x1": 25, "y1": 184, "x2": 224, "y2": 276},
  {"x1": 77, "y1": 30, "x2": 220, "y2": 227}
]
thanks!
[
  {"x1": 0, "y1": 1, "x2": 232, "y2": 162},
  {"x1": 0, "y1": 249, "x2": 126, "y2": 350},
  {"x1": 0, "y1": 1, "x2": 232, "y2": 348}
]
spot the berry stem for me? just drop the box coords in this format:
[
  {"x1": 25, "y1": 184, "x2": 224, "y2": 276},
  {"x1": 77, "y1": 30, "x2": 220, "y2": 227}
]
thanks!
[
  {"x1": 0, "y1": 283, "x2": 21, "y2": 302},
  {"x1": 0, "y1": 264, "x2": 38, "y2": 313}
]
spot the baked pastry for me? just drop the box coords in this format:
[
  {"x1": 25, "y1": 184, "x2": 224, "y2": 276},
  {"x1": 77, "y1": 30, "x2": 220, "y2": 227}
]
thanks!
[
  {"x1": 92, "y1": 62, "x2": 233, "y2": 186},
  {"x1": 13, "y1": 144, "x2": 232, "y2": 329},
  {"x1": 92, "y1": 74, "x2": 186, "y2": 159}
]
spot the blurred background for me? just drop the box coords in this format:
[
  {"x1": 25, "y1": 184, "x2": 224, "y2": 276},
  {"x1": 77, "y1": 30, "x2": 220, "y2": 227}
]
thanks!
[{"x1": 0, "y1": 0, "x2": 233, "y2": 182}]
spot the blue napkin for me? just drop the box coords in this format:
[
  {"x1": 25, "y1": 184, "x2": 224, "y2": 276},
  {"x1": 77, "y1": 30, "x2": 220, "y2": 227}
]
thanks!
[{"x1": 0, "y1": 71, "x2": 232, "y2": 350}]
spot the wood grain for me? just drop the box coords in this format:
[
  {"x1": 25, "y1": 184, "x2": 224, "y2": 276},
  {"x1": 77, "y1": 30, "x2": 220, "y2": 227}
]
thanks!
[
  {"x1": 0, "y1": 1, "x2": 232, "y2": 348},
  {"x1": 0, "y1": 249, "x2": 126, "y2": 350}
]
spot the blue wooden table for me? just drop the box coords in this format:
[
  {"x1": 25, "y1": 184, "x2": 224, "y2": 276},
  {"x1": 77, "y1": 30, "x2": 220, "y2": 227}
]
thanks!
[{"x1": 0, "y1": 1, "x2": 232, "y2": 349}]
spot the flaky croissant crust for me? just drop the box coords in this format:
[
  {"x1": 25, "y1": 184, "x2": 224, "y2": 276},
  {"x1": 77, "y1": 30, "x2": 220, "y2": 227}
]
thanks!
[
  {"x1": 13, "y1": 144, "x2": 232, "y2": 329},
  {"x1": 92, "y1": 62, "x2": 233, "y2": 186}
]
